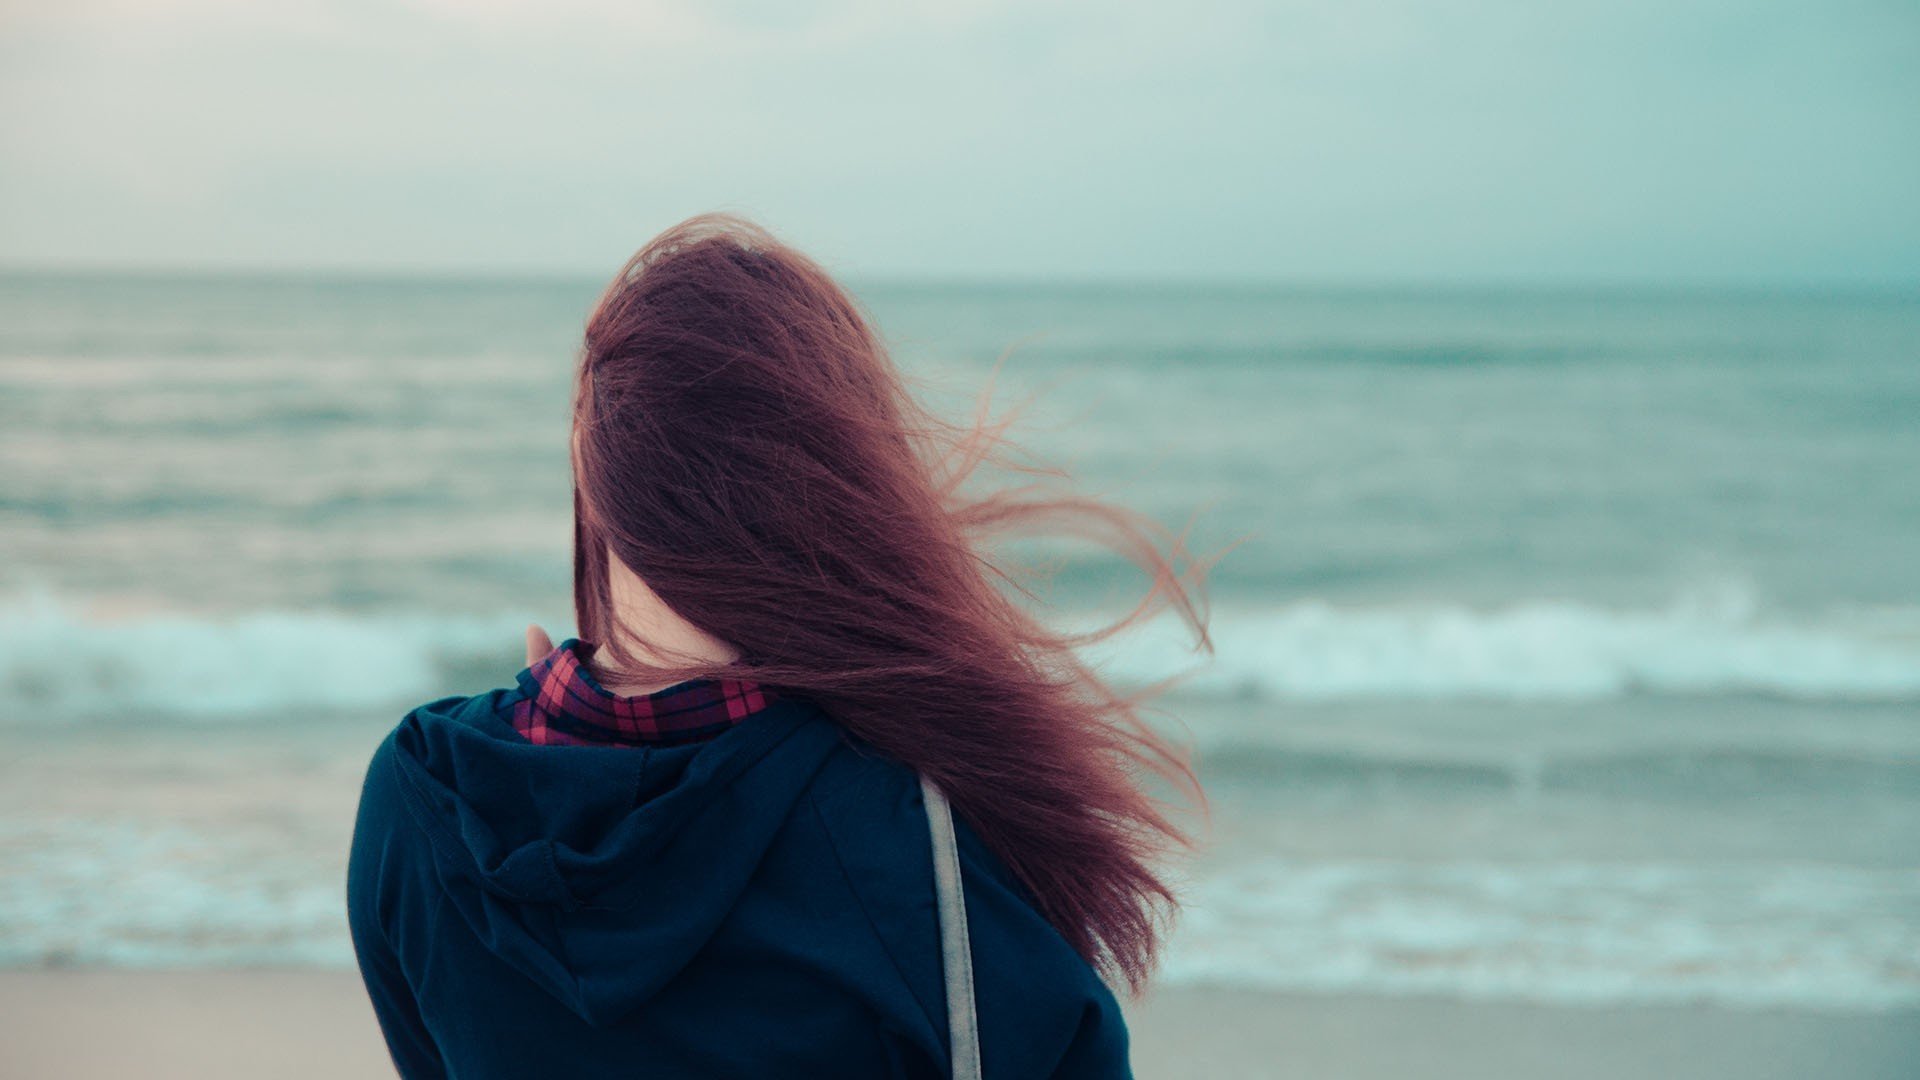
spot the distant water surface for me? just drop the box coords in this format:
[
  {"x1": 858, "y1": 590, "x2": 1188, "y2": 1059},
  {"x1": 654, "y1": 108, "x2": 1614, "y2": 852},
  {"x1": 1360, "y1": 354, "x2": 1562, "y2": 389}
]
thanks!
[{"x1": 1, "y1": 273, "x2": 1916, "y2": 1010}]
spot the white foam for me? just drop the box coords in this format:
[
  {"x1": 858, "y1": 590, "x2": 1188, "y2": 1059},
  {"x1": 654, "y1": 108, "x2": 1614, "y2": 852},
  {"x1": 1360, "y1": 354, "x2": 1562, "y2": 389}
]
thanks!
[
  {"x1": 1089, "y1": 586, "x2": 1920, "y2": 703},
  {"x1": 1162, "y1": 857, "x2": 1920, "y2": 1011},
  {"x1": 3, "y1": 585, "x2": 1918, "y2": 722},
  {"x1": 5, "y1": 815, "x2": 1913, "y2": 1011},
  {"x1": 0, "y1": 589, "x2": 539, "y2": 720},
  {"x1": 0, "y1": 818, "x2": 352, "y2": 969}
]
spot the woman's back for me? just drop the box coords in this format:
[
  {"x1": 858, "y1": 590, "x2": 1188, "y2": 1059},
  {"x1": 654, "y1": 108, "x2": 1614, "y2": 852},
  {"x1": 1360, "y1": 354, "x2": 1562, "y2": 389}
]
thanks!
[
  {"x1": 347, "y1": 639, "x2": 1132, "y2": 1078},
  {"x1": 348, "y1": 214, "x2": 1212, "y2": 1077}
]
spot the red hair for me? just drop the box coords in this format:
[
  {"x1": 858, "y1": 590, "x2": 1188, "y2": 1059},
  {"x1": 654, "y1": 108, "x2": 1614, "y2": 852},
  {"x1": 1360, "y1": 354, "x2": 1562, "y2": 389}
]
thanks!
[{"x1": 572, "y1": 215, "x2": 1216, "y2": 992}]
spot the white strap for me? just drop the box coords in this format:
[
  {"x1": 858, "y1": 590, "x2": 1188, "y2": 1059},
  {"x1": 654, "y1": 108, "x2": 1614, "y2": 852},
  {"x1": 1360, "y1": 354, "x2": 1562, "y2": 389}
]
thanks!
[{"x1": 920, "y1": 775, "x2": 982, "y2": 1080}]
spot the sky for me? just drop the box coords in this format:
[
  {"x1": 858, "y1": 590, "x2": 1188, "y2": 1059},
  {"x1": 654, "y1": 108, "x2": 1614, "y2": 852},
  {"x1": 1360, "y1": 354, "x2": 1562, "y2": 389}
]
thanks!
[{"x1": 0, "y1": 0, "x2": 1916, "y2": 284}]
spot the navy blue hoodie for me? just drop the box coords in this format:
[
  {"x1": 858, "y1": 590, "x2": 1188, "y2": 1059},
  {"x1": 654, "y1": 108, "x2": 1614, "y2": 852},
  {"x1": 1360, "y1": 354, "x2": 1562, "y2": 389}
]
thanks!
[{"x1": 346, "y1": 671, "x2": 1134, "y2": 1078}]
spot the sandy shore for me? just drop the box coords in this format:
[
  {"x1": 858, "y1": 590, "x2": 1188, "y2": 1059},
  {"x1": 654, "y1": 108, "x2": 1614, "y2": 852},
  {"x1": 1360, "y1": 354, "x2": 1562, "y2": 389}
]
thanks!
[{"x1": 0, "y1": 971, "x2": 1912, "y2": 1078}]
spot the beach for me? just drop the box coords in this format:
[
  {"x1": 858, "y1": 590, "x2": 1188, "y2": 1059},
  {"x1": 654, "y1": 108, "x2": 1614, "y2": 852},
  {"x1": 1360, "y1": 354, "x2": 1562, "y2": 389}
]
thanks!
[{"x1": 1, "y1": 971, "x2": 1913, "y2": 1079}]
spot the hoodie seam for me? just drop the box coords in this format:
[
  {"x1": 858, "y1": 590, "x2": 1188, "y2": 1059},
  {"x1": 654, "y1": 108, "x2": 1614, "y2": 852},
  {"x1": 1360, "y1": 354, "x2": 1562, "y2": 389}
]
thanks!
[
  {"x1": 807, "y1": 790, "x2": 946, "y2": 1050},
  {"x1": 385, "y1": 733, "x2": 512, "y2": 947},
  {"x1": 383, "y1": 692, "x2": 517, "y2": 864},
  {"x1": 627, "y1": 748, "x2": 655, "y2": 822},
  {"x1": 542, "y1": 839, "x2": 579, "y2": 911},
  {"x1": 385, "y1": 731, "x2": 454, "y2": 862}
]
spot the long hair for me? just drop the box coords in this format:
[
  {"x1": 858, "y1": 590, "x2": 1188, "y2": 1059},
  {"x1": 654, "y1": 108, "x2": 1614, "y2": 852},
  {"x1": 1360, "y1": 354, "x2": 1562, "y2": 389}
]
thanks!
[{"x1": 571, "y1": 214, "x2": 1217, "y2": 992}]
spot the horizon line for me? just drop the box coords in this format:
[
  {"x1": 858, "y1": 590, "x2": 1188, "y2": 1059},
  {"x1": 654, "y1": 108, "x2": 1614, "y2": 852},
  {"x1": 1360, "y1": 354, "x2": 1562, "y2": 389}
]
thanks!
[{"x1": 0, "y1": 259, "x2": 1915, "y2": 298}]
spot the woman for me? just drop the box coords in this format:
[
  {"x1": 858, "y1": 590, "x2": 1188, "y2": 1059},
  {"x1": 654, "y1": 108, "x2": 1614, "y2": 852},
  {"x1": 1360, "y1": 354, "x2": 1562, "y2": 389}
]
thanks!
[{"x1": 347, "y1": 216, "x2": 1212, "y2": 1078}]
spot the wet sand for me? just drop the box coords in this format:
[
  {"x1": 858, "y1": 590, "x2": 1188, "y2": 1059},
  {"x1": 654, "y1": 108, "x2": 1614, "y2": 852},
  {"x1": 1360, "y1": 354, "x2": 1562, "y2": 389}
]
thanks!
[{"x1": 0, "y1": 971, "x2": 1912, "y2": 1079}]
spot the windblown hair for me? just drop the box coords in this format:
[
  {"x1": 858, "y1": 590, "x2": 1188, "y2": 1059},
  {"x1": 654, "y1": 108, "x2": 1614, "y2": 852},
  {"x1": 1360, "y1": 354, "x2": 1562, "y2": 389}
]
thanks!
[{"x1": 572, "y1": 214, "x2": 1216, "y2": 992}]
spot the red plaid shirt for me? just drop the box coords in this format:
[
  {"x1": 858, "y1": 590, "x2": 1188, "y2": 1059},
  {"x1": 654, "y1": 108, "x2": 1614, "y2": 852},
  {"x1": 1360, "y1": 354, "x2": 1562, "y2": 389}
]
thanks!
[{"x1": 511, "y1": 638, "x2": 775, "y2": 748}]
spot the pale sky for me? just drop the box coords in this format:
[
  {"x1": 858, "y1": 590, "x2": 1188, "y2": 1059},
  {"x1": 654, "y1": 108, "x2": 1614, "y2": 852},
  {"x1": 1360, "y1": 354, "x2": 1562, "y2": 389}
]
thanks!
[{"x1": 1, "y1": 0, "x2": 1915, "y2": 283}]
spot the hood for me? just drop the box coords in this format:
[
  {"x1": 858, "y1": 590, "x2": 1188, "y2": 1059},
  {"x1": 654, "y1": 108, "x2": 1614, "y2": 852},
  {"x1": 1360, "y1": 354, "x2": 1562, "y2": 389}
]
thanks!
[{"x1": 385, "y1": 684, "x2": 844, "y2": 1027}]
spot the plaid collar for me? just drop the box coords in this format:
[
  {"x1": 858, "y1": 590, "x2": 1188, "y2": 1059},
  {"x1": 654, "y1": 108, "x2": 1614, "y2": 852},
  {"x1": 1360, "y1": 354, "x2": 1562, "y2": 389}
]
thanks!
[{"x1": 511, "y1": 638, "x2": 775, "y2": 748}]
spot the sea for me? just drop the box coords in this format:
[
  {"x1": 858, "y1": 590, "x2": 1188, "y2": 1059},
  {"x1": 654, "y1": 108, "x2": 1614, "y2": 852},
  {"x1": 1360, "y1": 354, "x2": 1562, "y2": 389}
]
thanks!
[{"x1": 1, "y1": 273, "x2": 1916, "y2": 1013}]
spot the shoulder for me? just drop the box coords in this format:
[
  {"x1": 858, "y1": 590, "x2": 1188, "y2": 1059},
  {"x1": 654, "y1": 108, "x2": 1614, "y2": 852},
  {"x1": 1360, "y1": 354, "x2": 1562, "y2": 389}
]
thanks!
[
  {"x1": 801, "y1": 732, "x2": 1037, "y2": 911},
  {"x1": 806, "y1": 732, "x2": 916, "y2": 819},
  {"x1": 799, "y1": 735, "x2": 1132, "y2": 1077},
  {"x1": 347, "y1": 689, "x2": 522, "y2": 877},
  {"x1": 354, "y1": 689, "x2": 513, "y2": 810},
  {"x1": 394, "y1": 686, "x2": 528, "y2": 747}
]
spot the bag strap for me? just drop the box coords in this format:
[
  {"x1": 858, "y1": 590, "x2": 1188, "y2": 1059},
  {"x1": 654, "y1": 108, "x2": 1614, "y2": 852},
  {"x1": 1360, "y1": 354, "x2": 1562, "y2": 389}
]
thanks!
[{"x1": 920, "y1": 775, "x2": 983, "y2": 1080}]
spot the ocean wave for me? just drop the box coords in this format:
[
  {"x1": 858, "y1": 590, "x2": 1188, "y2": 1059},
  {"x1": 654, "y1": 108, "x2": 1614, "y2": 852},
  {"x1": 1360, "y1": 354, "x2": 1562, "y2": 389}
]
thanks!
[
  {"x1": 0, "y1": 818, "x2": 352, "y2": 970},
  {"x1": 2, "y1": 586, "x2": 1919, "y2": 721},
  {"x1": 5, "y1": 814, "x2": 1913, "y2": 1011},
  {"x1": 0, "y1": 591, "x2": 537, "y2": 720},
  {"x1": 1088, "y1": 586, "x2": 1920, "y2": 703},
  {"x1": 1194, "y1": 744, "x2": 1920, "y2": 799},
  {"x1": 1162, "y1": 857, "x2": 1920, "y2": 1011}
]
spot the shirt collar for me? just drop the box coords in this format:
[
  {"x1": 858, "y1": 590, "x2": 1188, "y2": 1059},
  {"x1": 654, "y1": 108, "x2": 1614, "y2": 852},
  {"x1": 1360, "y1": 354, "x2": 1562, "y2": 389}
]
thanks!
[{"x1": 511, "y1": 638, "x2": 775, "y2": 747}]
